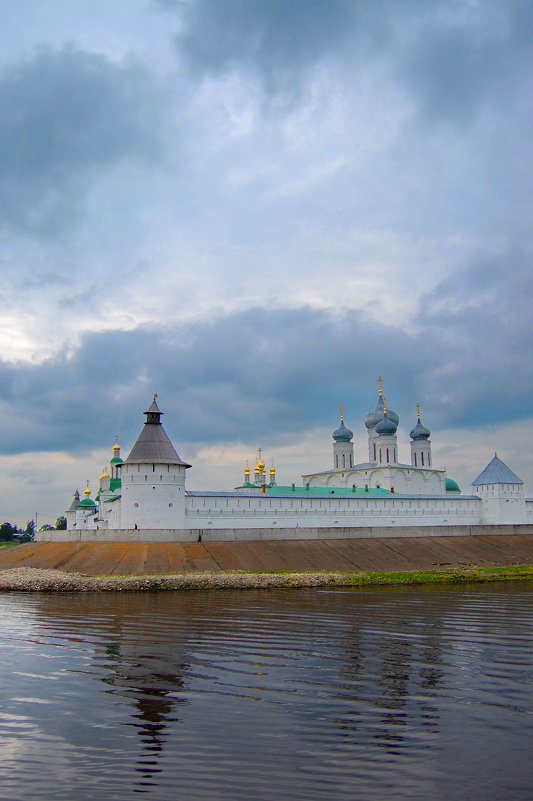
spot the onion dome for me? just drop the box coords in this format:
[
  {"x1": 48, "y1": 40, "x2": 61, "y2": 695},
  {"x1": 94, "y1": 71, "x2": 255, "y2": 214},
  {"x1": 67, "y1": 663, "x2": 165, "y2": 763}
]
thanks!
[
  {"x1": 79, "y1": 486, "x2": 96, "y2": 509},
  {"x1": 410, "y1": 404, "x2": 430, "y2": 440},
  {"x1": 244, "y1": 463, "x2": 250, "y2": 476},
  {"x1": 333, "y1": 418, "x2": 353, "y2": 442},
  {"x1": 270, "y1": 462, "x2": 276, "y2": 475},
  {"x1": 365, "y1": 394, "x2": 399, "y2": 428},
  {"x1": 99, "y1": 467, "x2": 110, "y2": 480},
  {"x1": 375, "y1": 411, "x2": 397, "y2": 436},
  {"x1": 445, "y1": 477, "x2": 461, "y2": 492},
  {"x1": 255, "y1": 448, "x2": 265, "y2": 473},
  {"x1": 110, "y1": 440, "x2": 123, "y2": 465},
  {"x1": 365, "y1": 394, "x2": 385, "y2": 429},
  {"x1": 78, "y1": 496, "x2": 97, "y2": 509}
]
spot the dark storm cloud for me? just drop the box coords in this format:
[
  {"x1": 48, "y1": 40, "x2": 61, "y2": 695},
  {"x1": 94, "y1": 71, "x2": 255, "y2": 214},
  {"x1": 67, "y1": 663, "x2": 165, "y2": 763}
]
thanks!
[
  {"x1": 169, "y1": 0, "x2": 356, "y2": 96},
  {"x1": 169, "y1": 0, "x2": 533, "y2": 126},
  {"x1": 1, "y1": 247, "x2": 532, "y2": 456},
  {"x1": 418, "y1": 247, "x2": 533, "y2": 426},
  {"x1": 0, "y1": 45, "x2": 163, "y2": 235}
]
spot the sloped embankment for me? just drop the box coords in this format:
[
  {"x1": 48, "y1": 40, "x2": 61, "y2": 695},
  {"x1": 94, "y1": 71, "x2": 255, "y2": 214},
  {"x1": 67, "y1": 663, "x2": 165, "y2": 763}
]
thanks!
[{"x1": 0, "y1": 534, "x2": 533, "y2": 577}]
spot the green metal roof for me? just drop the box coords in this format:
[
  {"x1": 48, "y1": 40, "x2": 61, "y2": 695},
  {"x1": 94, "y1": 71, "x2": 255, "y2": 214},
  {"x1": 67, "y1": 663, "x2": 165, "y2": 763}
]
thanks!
[
  {"x1": 103, "y1": 495, "x2": 121, "y2": 503},
  {"x1": 445, "y1": 477, "x2": 461, "y2": 492},
  {"x1": 234, "y1": 484, "x2": 392, "y2": 496},
  {"x1": 78, "y1": 497, "x2": 97, "y2": 508}
]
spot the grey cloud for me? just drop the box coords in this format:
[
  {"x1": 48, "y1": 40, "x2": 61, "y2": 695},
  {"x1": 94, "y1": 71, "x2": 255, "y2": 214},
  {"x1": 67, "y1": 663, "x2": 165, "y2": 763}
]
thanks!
[
  {"x1": 172, "y1": 0, "x2": 356, "y2": 94},
  {"x1": 169, "y1": 0, "x2": 533, "y2": 128},
  {"x1": 0, "y1": 45, "x2": 164, "y2": 235},
  {"x1": 419, "y1": 247, "x2": 533, "y2": 426},
  {"x1": 1, "y1": 261, "x2": 532, "y2": 457}
]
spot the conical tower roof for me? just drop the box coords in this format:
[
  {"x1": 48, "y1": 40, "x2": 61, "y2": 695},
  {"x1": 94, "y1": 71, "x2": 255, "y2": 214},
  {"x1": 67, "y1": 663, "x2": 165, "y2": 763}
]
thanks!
[
  {"x1": 125, "y1": 396, "x2": 191, "y2": 467},
  {"x1": 472, "y1": 454, "x2": 523, "y2": 486}
]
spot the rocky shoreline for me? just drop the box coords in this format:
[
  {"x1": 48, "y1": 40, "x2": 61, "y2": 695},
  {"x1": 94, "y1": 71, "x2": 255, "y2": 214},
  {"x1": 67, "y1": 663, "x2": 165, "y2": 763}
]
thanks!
[{"x1": 0, "y1": 565, "x2": 532, "y2": 592}]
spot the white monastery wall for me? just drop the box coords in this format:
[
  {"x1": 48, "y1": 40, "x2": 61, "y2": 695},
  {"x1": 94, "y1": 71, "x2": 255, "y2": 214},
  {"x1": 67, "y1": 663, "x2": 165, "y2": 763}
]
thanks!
[{"x1": 183, "y1": 493, "x2": 481, "y2": 529}]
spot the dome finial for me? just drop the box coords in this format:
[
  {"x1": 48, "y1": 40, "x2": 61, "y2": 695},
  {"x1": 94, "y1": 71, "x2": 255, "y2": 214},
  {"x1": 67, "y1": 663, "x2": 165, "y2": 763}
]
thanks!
[
  {"x1": 255, "y1": 447, "x2": 265, "y2": 473},
  {"x1": 383, "y1": 396, "x2": 388, "y2": 414},
  {"x1": 83, "y1": 480, "x2": 91, "y2": 497},
  {"x1": 416, "y1": 402, "x2": 421, "y2": 421},
  {"x1": 339, "y1": 403, "x2": 344, "y2": 421},
  {"x1": 377, "y1": 376, "x2": 383, "y2": 396}
]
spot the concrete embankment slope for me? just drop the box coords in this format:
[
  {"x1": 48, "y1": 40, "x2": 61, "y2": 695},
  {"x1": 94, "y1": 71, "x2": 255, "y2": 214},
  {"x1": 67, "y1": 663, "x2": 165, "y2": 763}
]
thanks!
[{"x1": 1, "y1": 534, "x2": 533, "y2": 576}]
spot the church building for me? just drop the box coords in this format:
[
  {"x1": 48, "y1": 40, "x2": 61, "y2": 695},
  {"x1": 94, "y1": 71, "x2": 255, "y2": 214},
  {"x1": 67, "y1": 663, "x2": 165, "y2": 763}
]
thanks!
[{"x1": 57, "y1": 381, "x2": 532, "y2": 539}]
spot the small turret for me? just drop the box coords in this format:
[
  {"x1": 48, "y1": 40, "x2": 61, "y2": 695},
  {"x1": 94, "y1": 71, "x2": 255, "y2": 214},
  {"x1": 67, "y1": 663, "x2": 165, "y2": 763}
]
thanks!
[
  {"x1": 333, "y1": 405, "x2": 354, "y2": 470},
  {"x1": 410, "y1": 403, "x2": 432, "y2": 468},
  {"x1": 372, "y1": 399, "x2": 398, "y2": 465},
  {"x1": 366, "y1": 378, "x2": 399, "y2": 461}
]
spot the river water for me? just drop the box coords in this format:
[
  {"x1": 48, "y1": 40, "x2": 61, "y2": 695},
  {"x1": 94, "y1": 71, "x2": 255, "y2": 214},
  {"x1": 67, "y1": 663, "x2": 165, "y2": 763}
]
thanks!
[{"x1": 1, "y1": 582, "x2": 532, "y2": 801}]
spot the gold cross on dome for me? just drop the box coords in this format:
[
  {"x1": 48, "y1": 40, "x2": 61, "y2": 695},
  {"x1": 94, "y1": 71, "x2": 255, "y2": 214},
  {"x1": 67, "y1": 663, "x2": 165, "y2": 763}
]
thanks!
[
  {"x1": 339, "y1": 404, "x2": 344, "y2": 420},
  {"x1": 377, "y1": 376, "x2": 383, "y2": 395},
  {"x1": 416, "y1": 402, "x2": 421, "y2": 420}
]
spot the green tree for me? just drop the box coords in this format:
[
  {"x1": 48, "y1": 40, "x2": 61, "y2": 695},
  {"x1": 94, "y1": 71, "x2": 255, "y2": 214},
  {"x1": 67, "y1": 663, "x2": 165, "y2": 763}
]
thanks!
[
  {"x1": 55, "y1": 516, "x2": 67, "y2": 530},
  {"x1": 39, "y1": 524, "x2": 55, "y2": 531},
  {"x1": 0, "y1": 522, "x2": 18, "y2": 541}
]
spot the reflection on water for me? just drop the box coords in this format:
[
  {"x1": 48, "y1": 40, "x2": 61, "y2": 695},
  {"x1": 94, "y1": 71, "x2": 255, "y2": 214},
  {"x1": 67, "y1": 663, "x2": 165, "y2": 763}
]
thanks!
[{"x1": 1, "y1": 582, "x2": 532, "y2": 801}]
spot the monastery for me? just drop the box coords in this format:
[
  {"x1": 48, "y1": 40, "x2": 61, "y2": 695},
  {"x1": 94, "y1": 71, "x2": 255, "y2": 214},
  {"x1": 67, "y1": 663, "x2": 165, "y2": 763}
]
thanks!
[{"x1": 38, "y1": 378, "x2": 533, "y2": 543}]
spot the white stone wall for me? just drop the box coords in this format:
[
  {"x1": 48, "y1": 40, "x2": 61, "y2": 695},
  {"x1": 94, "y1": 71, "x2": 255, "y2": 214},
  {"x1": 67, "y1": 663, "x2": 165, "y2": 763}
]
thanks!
[
  {"x1": 184, "y1": 493, "x2": 482, "y2": 529},
  {"x1": 476, "y1": 482, "x2": 526, "y2": 524},
  {"x1": 411, "y1": 439, "x2": 432, "y2": 468},
  {"x1": 120, "y1": 462, "x2": 187, "y2": 529},
  {"x1": 333, "y1": 440, "x2": 354, "y2": 470}
]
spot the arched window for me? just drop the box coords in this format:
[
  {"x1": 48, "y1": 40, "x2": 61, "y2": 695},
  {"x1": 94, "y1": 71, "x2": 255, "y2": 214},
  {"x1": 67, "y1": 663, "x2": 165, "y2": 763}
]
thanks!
[
  {"x1": 342, "y1": 454, "x2": 345, "y2": 468},
  {"x1": 421, "y1": 452, "x2": 424, "y2": 466}
]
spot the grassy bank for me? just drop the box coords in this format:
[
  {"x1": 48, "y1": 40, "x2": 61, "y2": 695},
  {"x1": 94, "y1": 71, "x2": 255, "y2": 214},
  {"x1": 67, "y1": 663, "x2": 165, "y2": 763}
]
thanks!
[{"x1": 0, "y1": 564, "x2": 532, "y2": 592}]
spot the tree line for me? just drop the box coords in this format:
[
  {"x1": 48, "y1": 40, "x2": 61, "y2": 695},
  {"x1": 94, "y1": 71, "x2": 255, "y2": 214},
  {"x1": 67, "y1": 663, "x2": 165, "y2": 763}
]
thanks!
[{"x1": 0, "y1": 516, "x2": 67, "y2": 543}]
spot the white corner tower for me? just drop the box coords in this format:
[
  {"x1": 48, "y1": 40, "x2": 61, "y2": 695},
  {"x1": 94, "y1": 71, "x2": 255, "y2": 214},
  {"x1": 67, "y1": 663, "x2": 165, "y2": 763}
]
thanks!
[
  {"x1": 332, "y1": 406, "x2": 354, "y2": 469},
  {"x1": 120, "y1": 395, "x2": 191, "y2": 530},
  {"x1": 472, "y1": 454, "x2": 526, "y2": 524},
  {"x1": 410, "y1": 403, "x2": 432, "y2": 468}
]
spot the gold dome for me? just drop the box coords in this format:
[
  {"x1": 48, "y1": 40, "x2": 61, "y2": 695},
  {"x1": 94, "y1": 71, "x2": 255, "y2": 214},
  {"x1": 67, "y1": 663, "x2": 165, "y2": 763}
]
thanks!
[
  {"x1": 244, "y1": 463, "x2": 250, "y2": 475},
  {"x1": 269, "y1": 463, "x2": 276, "y2": 475},
  {"x1": 112, "y1": 442, "x2": 120, "y2": 452}
]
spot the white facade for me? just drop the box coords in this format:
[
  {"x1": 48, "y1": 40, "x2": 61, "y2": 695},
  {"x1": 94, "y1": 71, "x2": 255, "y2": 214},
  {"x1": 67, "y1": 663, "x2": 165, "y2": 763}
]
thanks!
[{"x1": 59, "y1": 389, "x2": 532, "y2": 536}]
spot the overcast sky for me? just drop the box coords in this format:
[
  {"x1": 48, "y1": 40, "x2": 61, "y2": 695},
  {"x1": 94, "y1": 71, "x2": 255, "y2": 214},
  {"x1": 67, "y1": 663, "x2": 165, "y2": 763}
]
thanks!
[{"x1": 1, "y1": 0, "x2": 532, "y2": 525}]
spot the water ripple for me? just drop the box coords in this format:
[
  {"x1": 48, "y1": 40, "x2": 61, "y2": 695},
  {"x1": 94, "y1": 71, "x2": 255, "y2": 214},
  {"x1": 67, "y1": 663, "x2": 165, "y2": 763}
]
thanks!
[{"x1": 0, "y1": 582, "x2": 532, "y2": 800}]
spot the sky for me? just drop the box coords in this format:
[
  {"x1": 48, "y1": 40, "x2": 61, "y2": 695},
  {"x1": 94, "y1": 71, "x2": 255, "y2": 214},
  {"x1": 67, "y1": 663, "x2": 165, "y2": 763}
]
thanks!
[{"x1": 1, "y1": 0, "x2": 532, "y2": 526}]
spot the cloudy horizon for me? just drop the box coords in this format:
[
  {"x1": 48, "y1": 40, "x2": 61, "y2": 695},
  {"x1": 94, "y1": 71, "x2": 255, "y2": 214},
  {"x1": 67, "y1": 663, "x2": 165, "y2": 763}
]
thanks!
[{"x1": 1, "y1": 0, "x2": 532, "y2": 526}]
